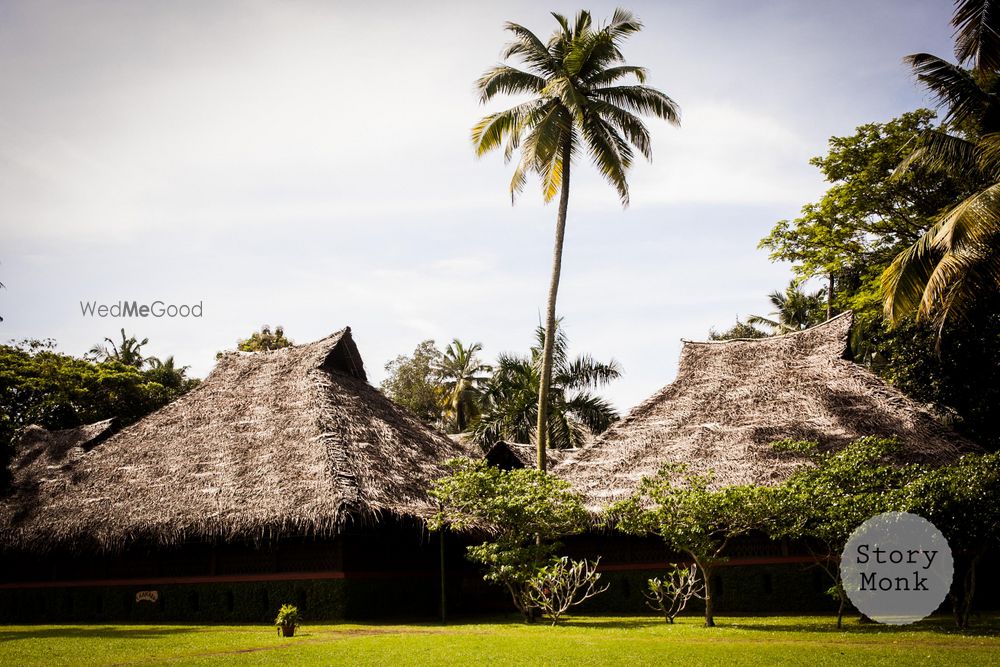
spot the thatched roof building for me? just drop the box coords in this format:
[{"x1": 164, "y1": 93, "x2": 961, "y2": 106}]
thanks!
[
  {"x1": 0, "y1": 327, "x2": 468, "y2": 551},
  {"x1": 555, "y1": 312, "x2": 978, "y2": 509},
  {"x1": 484, "y1": 441, "x2": 574, "y2": 470}
]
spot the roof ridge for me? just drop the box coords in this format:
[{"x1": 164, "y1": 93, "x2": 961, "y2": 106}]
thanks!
[{"x1": 683, "y1": 310, "x2": 854, "y2": 345}]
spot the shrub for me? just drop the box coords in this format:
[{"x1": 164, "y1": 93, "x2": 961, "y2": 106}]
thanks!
[
  {"x1": 274, "y1": 604, "x2": 300, "y2": 636},
  {"x1": 526, "y1": 557, "x2": 609, "y2": 626},
  {"x1": 645, "y1": 564, "x2": 704, "y2": 623}
]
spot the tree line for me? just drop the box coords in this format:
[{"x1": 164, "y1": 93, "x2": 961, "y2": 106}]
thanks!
[
  {"x1": 0, "y1": 325, "x2": 295, "y2": 489},
  {"x1": 380, "y1": 321, "x2": 622, "y2": 451}
]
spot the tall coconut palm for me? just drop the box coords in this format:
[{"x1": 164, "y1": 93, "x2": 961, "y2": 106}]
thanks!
[
  {"x1": 473, "y1": 9, "x2": 678, "y2": 469},
  {"x1": 747, "y1": 282, "x2": 827, "y2": 334},
  {"x1": 473, "y1": 322, "x2": 621, "y2": 450},
  {"x1": 88, "y1": 329, "x2": 150, "y2": 368},
  {"x1": 882, "y1": 0, "x2": 1000, "y2": 331},
  {"x1": 434, "y1": 339, "x2": 491, "y2": 433}
]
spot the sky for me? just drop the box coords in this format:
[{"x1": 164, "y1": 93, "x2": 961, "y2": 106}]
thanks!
[{"x1": 0, "y1": 0, "x2": 957, "y2": 412}]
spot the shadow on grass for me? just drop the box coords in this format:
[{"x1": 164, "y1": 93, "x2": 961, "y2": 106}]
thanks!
[
  {"x1": 0, "y1": 626, "x2": 195, "y2": 642},
  {"x1": 558, "y1": 618, "x2": 664, "y2": 630},
  {"x1": 715, "y1": 616, "x2": 1000, "y2": 638}
]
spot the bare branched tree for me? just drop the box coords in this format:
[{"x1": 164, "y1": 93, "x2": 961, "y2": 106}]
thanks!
[
  {"x1": 526, "y1": 557, "x2": 609, "y2": 625},
  {"x1": 645, "y1": 564, "x2": 705, "y2": 623}
]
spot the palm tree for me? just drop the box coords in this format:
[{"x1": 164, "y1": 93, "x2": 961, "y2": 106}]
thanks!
[
  {"x1": 434, "y1": 339, "x2": 491, "y2": 433},
  {"x1": 473, "y1": 322, "x2": 621, "y2": 450},
  {"x1": 882, "y1": 0, "x2": 1000, "y2": 331},
  {"x1": 747, "y1": 282, "x2": 827, "y2": 334},
  {"x1": 473, "y1": 9, "x2": 678, "y2": 469},
  {"x1": 145, "y1": 355, "x2": 193, "y2": 391},
  {"x1": 88, "y1": 329, "x2": 150, "y2": 368}
]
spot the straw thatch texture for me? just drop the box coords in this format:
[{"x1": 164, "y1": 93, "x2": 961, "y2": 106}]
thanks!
[
  {"x1": 0, "y1": 328, "x2": 468, "y2": 551},
  {"x1": 555, "y1": 312, "x2": 978, "y2": 509}
]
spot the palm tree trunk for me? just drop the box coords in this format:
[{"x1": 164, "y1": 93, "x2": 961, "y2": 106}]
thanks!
[{"x1": 536, "y1": 139, "x2": 572, "y2": 471}]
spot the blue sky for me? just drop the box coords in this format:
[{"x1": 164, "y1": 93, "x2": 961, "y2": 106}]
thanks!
[{"x1": 0, "y1": 0, "x2": 956, "y2": 412}]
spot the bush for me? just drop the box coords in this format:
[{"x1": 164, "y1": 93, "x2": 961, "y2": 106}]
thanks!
[
  {"x1": 274, "y1": 604, "x2": 300, "y2": 636},
  {"x1": 645, "y1": 564, "x2": 704, "y2": 623},
  {"x1": 526, "y1": 557, "x2": 609, "y2": 626}
]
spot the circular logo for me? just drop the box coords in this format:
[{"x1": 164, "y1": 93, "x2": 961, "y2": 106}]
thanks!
[{"x1": 840, "y1": 512, "x2": 953, "y2": 625}]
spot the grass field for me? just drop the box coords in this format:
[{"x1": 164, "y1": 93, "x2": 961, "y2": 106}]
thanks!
[{"x1": 1, "y1": 615, "x2": 998, "y2": 666}]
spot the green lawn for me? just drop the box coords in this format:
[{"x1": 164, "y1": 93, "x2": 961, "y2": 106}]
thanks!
[{"x1": 1, "y1": 615, "x2": 997, "y2": 666}]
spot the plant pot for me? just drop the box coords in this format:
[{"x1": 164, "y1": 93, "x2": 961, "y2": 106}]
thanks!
[{"x1": 280, "y1": 624, "x2": 296, "y2": 637}]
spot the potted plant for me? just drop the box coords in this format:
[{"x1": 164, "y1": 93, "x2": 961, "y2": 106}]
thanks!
[{"x1": 274, "y1": 604, "x2": 300, "y2": 637}]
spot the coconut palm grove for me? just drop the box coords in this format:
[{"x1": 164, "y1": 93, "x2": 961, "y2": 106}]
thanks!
[{"x1": 2, "y1": 2, "x2": 1000, "y2": 665}]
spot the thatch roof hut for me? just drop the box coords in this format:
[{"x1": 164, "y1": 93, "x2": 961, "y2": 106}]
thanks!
[
  {"x1": 0, "y1": 327, "x2": 468, "y2": 551},
  {"x1": 555, "y1": 312, "x2": 978, "y2": 509},
  {"x1": 484, "y1": 442, "x2": 574, "y2": 470}
]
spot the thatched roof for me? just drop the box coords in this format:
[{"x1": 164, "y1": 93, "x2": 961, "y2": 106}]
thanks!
[
  {"x1": 555, "y1": 312, "x2": 978, "y2": 509},
  {"x1": 484, "y1": 442, "x2": 575, "y2": 470},
  {"x1": 1, "y1": 328, "x2": 468, "y2": 551}
]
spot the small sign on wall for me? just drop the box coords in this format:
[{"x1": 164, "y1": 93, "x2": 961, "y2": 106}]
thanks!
[{"x1": 135, "y1": 590, "x2": 159, "y2": 604}]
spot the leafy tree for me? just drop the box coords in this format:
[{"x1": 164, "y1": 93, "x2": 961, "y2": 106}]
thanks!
[
  {"x1": 380, "y1": 340, "x2": 444, "y2": 425},
  {"x1": 429, "y1": 458, "x2": 589, "y2": 621},
  {"x1": 88, "y1": 329, "x2": 151, "y2": 368},
  {"x1": 707, "y1": 319, "x2": 768, "y2": 341},
  {"x1": 144, "y1": 356, "x2": 200, "y2": 394},
  {"x1": 434, "y1": 340, "x2": 491, "y2": 433},
  {"x1": 759, "y1": 109, "x2": 1000, "y2": 450},
  {"x1": 0, "y1": 339, "x2": 199, "y2": 487},
  {"x1": 899, "y1": 452, "x2": 1000, "y2": 628},
  {"x1": 746, "y1": 281, "x2": 827, "y2": 334},
  {"x1": 767, "y1": 438, "x2": 914, "y2": 628},
  {"x1": 852, "y1": 309, "x2": 1000, "y2": 448},
  {"x1": 473, "y1": 9, "x2": 679, "y2": 469},
  {"x1": 882, "y1": 1, "x2": 1000, "y2": 330},
  {"x1": 472, "y1": 322, "x2": 620, "y2": 449},
  {"x1": 237, "y1": 325, "x2": 293, "y2": 352},
  {"x1": 610, "y1": 465, "x2": 773, "y2": 627},
  {"x1": 760, "y1": 109, "x2": 972, "y2": 316}
]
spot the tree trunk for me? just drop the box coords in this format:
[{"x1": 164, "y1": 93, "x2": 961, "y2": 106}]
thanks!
[
  {"x1": 698, "y1": 559, "x2": 715, "y2": 627},
  {"x1": 951, "y1": 551, "x2": 980, "y2": 629},
  {"x1": 535, "y1": 139, "x2": 572, "y2": 471}
]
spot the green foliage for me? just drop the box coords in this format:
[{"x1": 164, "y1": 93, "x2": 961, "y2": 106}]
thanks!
[
  {"x1": 237, "y1": 325, "x2": 293, "y2": 353},
  {"x1": 768, "y1": 439, "x2": 820, "y2": 457},
  {"x1": 0, "y1": 338, "x2": 199, "y2": 487},
  {"x1": 769, "y1": 437, "x2": 912, "y2": 547},
  {"x1": 708, "y1": 319, "x2": 768, "y2": 341},
  {"x1": 433, "y1": 339, "x2": 491, "y2": 433},
  {"x1": 759, "y1": 107, "x2": 1000, "y2": 451},
  {"x1": 380, "y1": 340, "x2": 444, "y2": 426},
  {"x1": 760, "y1": 109, "x2": 971, "y2": 298},
  {"x1": 472, "y1": 9, "x2": 679, "y2": 205},
  {"x1": 88, "y1": 329, "x2": 152, "y2": 368},
  {"x1": 899, "y1": 451, "x2": 1000, "y2": 627},
  {"x1": 430, "y1": 458, "x2": 589, "y2": 619},
  {"x1": 274, "y1": 604, "x2": 300, "y2": 627},
  {"x1": 472, "y1": 321, "x2": 621, "y2": 449},
  {"x1": 609, "y1": 465, "x2": 775, "y2": 626},
  {"x1": 767, "y1": 437, "x2": 917, "y2": 626},
  {"x1": 882, "y1": 4, "x2": 1000, "y2": 330},
  {"x1": 852, "y1": 310, "x2": 1000, "y2": 447},
  {"x1": 747, "y1": 281, "x2": 828, "y2": 334}
]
